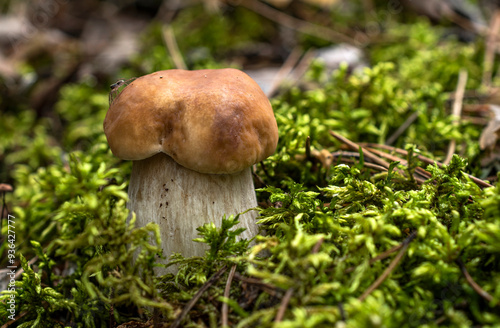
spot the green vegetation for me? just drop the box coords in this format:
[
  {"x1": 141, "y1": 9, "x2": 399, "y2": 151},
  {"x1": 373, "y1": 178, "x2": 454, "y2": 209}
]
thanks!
[{"x1": 1, "y1": 2, "x2": 500, "y2": 327}]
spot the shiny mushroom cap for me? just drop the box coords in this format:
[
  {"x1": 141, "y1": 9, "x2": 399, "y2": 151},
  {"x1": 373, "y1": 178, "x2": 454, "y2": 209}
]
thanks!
[{"x1": 103, "y1": 68, "x2": 279, "y2": 174}]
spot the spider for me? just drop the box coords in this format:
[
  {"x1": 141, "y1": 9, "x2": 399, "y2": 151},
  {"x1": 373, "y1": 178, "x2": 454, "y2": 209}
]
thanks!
[{"x1": 109, "y1": 78, "x2": 136, "y2": 105}]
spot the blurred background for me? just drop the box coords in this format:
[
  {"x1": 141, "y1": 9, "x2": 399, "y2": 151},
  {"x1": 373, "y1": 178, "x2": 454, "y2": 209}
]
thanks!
[{"x1": 0, "y1": 0, "x2": 495, "y2": 113}]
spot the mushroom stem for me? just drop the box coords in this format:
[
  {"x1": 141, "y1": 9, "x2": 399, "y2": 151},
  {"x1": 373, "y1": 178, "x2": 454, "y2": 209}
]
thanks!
[{"x1": 128, "y1": 153, "x2": 259, "y2": 274}]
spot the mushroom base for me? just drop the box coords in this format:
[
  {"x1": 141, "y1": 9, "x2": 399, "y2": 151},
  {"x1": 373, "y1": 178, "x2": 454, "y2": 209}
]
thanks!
[{"x1": 127, "y1": 153, "x2": 259, "y2": 274}]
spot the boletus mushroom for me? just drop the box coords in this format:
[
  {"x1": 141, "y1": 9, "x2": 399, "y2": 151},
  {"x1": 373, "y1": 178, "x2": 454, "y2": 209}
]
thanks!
[{"x1": 103, "y1": 68, "x2": 278, "y2": 273}]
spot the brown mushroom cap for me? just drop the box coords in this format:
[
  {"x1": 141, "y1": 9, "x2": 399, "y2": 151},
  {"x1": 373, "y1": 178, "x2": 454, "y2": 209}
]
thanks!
[{"x1": 103, "y1": 68, "x2": 279, "y2": 174}]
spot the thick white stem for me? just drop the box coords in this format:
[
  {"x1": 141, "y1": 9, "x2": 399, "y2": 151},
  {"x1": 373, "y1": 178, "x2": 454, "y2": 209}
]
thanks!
[{"x1": 127, "y1": 153, "x2": 259, "y2": 274}]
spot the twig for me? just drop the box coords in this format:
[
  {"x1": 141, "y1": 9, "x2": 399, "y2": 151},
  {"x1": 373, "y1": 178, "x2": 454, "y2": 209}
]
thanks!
[
  {"x1": 330, "y1": 150, "x2": 363, "y2": 159},
  {"x1": 358, "y1": 162, "x2": 389, "y2": 173},
  {"x1": 444, "y1": 70, "x2": 468, "y2": 165},
  {"x1": 455, "y1": 258, "x2": 500, "y2": 308},
  {"x1": 448, "y1": 90, "x2": 490, "y2": 102},
  {"x1": 359, "y1": 147, "x2": 427, "y2": 184},
  {"x1": 445, "y1": 9, "x2": 488, "y2": 36},
  {"x1": 311, "y1": 237, "x2": 324, "y2": 254},
  {"x1": 462, "y1": 103, "x2": 492, "y2": 115},
  {"x1": 252, "y1": 165, "x2": 266, "y2": 187},
  {"x1": 414, "y1": 166, "x2": 432, "y2": 179},
  {"x1": 155, "y1": 0, "x2": 183, "y2": 23},
  {"x1": 265, "y1": 48, "x2": 315, "y2": 98},
  {"x1": 362, "y1": 147, "x2": 407, "y2": 166},
  {"x1": 483, "y1": 10, "x2": 500, "y2": 87},
  {"x1": 385, "y1": 111, "x2": 419, "y2": 146},
  {"x1": 162, "y1": 26, "x2": 187, "y2": 70},
  {"x1": 359, "y1": 143, "x2": 411, "y2": 156},
  {"x1": 330, "y1": 131, "x2": 391, "y2": 169},
  {"x1": 232, "y1": 0, "x2": 357, "y2": 45},
  {"x1": 1, "y1": 310, "x2": 28, "y2": 328},
  {"x1": 329, "y1": 131, "x2": 408, "y2": 179},
  {"x1": 345, "y1": 243, "x2": 404, "y2": 274},
  {"x1": 0, "y1": 256, "x2": 39, "y2": 279},
  {"x1": 0, "y1": 183, "x2": 13, "y2": 239},
  {"x1": 332, "y1": 156, "x2": 388, "y2": 173},
  {"x1": 358, "y1": 231, "x2": 417, "y2": 301},
  {"x1": 366, "y1": 241, "x2": 406, "y2": 264},
  {"x1": 153, "y1": 307, "x2": 161, "y2": 328},
  {"x1": 338, "y1": 302, "x2": 346, "y2": 321},
  {"x1": 267, "y1": 47, "x2": 303, "y2": 97},
  {"x1": 360, "y1": 144, "x2": 444, "y2": 168},
  {"x1": 330, "y1": 137, "x2": 425, "y2": 184},
  {"x1": 305, "y1": 136, "x2": 312, "y2": 160},
  {"x1": 462, "y1": 115, "x2": 489, "y2": 125},
  {"x1": 170, "y1": 266, "x2": 228, "y2": 328},
  {"x1": 289, "y1": 49, "x2": 315, "y2": 83},
  {"x1": 109, "y1": 288, "x2": 116, "y2": 328},
  {"x1": 345, "y1": 231, "x2": 419, "y2": 274},
  {"x1": 258, "y1": 161, "x2": 271, "y2": 181},
  {"x1": 359, "y1": 143, "x2": 493, "y2": 189},
  {"x1": 221, "y1": 264, "x2": 237, "y2": 327},
  {"x1": 233, "y1": 272, "x2": 278, "y2": 296},
  {"x1": 435, "y1": 316, "x2": 447, "y2": 325},
  {"x1": 275, "y1": 288, "x2": 294, "y2": 322}
]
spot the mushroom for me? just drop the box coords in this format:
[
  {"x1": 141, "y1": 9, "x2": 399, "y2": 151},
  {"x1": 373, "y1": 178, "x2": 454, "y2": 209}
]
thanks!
[{"x1": 103, "y1": 68, "x2": 278, "y2": 273}]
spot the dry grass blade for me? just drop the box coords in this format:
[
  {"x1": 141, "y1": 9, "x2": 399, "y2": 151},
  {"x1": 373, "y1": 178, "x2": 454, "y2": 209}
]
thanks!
[
  {"x1": 362, "y1": 147, "x2": 407, "y2": 165},
  {"x1": 221, "y1": 264, "x2": 238, "y2": 327},
  {"x1": 0, "y1": 256, "x2": 39, "y2": 280},
  {"x1": 455, "y1": 258, "x2": 500, "y2": 309},
  {"x1": 0, "y1": 183, "x2": 13, "y2": 236},
  {"x1": 289, "y1": 49, "x2": 315, "y2": 84},
  {"x1": 1, "y1": 310, "x2": 29, "y2": 328},
  {"x1": 171, "y1": 266, "x2": 228, "y2": 328},
  {"x1": 360, "y1": 143, "x2": 443, "y2": 169},
  {"x1": 330, "y1": 150, "x2": 361, "y2": 159},
  {"x1": 345, "y1": 242, "x2": 404, "y2": 274},
  {"x1": 162, "y1": 25, "x2": 187, "y2": 70},
  {"x1": 305, "y1": 135, "x2": 312, "y2": 160},
  {"x1": 266, "y1": 47, "x2": 303, "y2": 97},
  {"x1": 332, "y1": 155, "x2": 388, "y2": 172},
  {"x1": 414, "y1": 166, "x2": 432, "y2": 179},
  {"x1": 311, "y1": 237, "x2": 324, "y2": 254},
  {"x1": 361, "y1": 146, "x2": 429, "y2": 182},
  {"x1": 330, "y1": 131, "x2": 391, "y2": 169},
  {"x1": 385, "y1": 111, "x2": 419, "y2": 146},
  {"x1": 275, "y1": 288, "x2": 294, "y2": 322},
  {"x1": 483, "y1": 10, "x2": 500, "y2": 87},
  {"x1": 444, "y1": 70, "x2": 468, "y2": 165},
  {"x1": 329, "y1": 131, "x2": 411, "y2": 179},
  {"x1": 358, "y1": 231, "x2": 417, "y2": 302},
  {"x1": 462, "y1": 115, "x2": 489, "y2": 125}
]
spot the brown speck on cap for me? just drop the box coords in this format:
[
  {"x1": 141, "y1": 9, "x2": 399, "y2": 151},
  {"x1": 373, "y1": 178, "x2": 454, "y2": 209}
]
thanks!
[{"x1": 103, "y1": 68, "x2": 279, "y2": 174}]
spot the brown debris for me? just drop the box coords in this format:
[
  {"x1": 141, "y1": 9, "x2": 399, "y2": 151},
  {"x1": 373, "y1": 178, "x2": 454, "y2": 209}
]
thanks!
[{"x1": 170, "y1": 266, "x2": 228, "y2": 328}]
